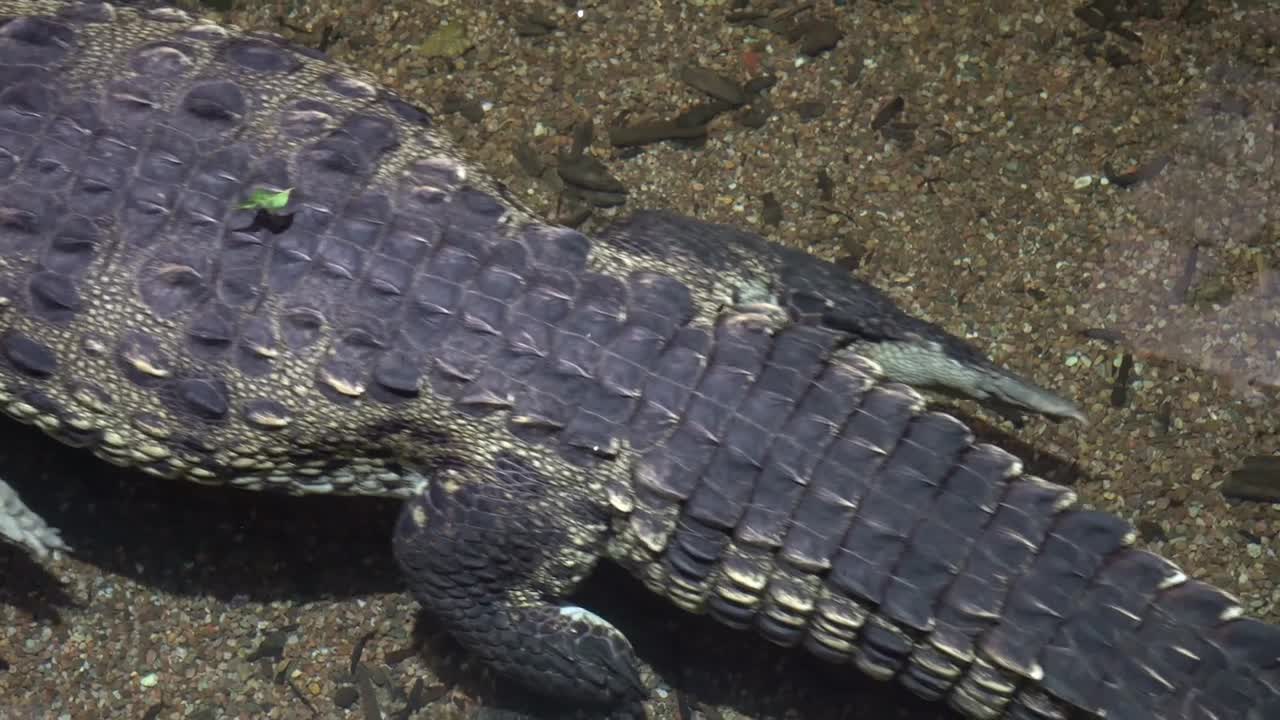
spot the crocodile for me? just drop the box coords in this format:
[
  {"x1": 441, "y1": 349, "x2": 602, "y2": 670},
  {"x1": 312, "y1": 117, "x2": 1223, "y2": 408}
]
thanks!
[{"x1": 0, "y1": 2, "x2": 1276, "y2": 719}]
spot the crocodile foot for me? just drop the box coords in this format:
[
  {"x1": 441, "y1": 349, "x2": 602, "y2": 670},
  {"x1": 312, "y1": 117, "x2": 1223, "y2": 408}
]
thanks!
[
  {"x1": 0, "y1": 477, "x2": 69, "y2": 559},
  {"x1": 392, "y1": 457, "x2": 645, "y2": 708}
]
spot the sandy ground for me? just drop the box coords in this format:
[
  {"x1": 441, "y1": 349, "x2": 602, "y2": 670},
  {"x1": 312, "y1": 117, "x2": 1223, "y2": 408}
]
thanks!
[{"x1": 2, "y1": 1, "x2": 1278, "y2": 719}]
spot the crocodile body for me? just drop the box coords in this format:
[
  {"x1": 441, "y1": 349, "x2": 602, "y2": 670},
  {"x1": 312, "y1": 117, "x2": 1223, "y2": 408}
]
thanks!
[{"x1": 0, "y1": 3, "x2": 1276, "y2": 719}]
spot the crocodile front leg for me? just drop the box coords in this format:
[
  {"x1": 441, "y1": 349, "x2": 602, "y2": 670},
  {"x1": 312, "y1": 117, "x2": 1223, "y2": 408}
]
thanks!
[{"x1": 392, "y1": 455, "x2": 645, "y2": 709}]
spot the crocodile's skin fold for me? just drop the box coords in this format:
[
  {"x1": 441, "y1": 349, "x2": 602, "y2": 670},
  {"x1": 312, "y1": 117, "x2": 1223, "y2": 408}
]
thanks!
[{"x1": 0, "y1": 3, "x2": 1274, "y2": 719}]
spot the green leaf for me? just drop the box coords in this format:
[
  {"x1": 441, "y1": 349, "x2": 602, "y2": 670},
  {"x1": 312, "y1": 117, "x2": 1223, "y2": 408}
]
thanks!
[{"x1": 239, "y1": 187, "x2": 293, "y2": 212}]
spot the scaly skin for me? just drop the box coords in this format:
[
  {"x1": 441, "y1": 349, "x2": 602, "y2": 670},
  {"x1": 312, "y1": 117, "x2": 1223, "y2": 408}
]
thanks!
[{"x1": 0, "y1": 3, "x2": 1274, "y2": 719}]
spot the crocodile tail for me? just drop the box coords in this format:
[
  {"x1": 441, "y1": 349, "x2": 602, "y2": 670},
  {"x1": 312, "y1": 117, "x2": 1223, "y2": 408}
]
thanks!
[
  {"x1": 913, "y1": 490, "x2": 1280, "y2": 720},
  {"x1": 624, "y1": 334, "x2": 1277, "y2": 719},
  {"x1": 761, "y1": 364, "x2": 1280, "y2": 719},
  {"x1": 773, "y1": 366, "x2": 1280, "y2": 719}
]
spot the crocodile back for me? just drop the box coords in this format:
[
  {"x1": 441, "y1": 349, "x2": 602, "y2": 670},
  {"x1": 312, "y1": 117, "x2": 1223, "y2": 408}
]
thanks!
[
  {"x1": 0, "y1": 2, "x2": 505, "y2": 493},
  {"x1": 0, "y1": 1, "x2": 632, "y2": 495},
  {"x1": 0, "y1": 1, "x2": 1023, "y2": 498}
]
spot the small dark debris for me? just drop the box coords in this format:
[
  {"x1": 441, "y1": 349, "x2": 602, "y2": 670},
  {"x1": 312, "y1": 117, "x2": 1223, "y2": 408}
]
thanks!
[
  {"x1": 334, "y1": 685, "x2": 361, "y2": 709},
  {"x1": 1223, "y1": 456, "x2": 1280, "y2": 503},
  {"x1": 1093, "y1": 0, "x2": 1124, "y2": 22},
  {"x1": 737, "y1": 102, "x2": 773, "y2": 129},
  {"x1": 726, "y1": 9, "x2": 770, "y2": 25},
  {"x1": 512, "y1": 142, "x2": 544, "y2": 177},
  {"x1": 1137, "y1": 519, "x2": 1168, "y2": 543},
  {"x1": 1105, "y1": 153, "x2": 1169, "y2": 188},
  {"x1": 1073, "y1": 0, "x2": 1148, "y2": 42},
  {"x1": 1110, "y1": 26, "x2": 1143, "y2": 44},
  {"x1": 925, "y1": 129, "x2": 954, "y2": 157},
  {"x1": 247, "y1": 626, "x2": 295, "y2": 663},
  {"x1": 676, "y1": 687, "x2": 698, "y2": 719},
  {"x1": 197, "y1": 0, "x2": 235, "y2": 11},
  {"x1": 513, "y1": 12, "x2": 557, "y2": 37},
  {"x1": 366, "y1": 665, "x2": 392, "y2": 687},
  {"x1": 275, "y1": 657, "x2": 295, "y2": 685},
  {"x1": 459, "y1": 101, "x2": 485, "y2": 124},
  {"x1": 440, "y1": 93, "x2": 464, "y2": 112},
  {"x1": 564, "y1": 186, "x2": 627, "y2": 208},
  {"x1": 383, "y1": 644, "x2": 419, "y2": 666},
  {"x1": 795, "y1": 99, "x2": 825, "y2": 121},
  {"x1": 797, "y1": 21, "x2": 843, "y2": 56},
  {"x1": 1171, "y1": 243, "x2": 1200, "y2": 305},
  {"x1": 816, "y1": 169, "x2": 834, "y2": 202},
  {"x1": 761, "y1": 193, "x2": 783, "y2": 226},
  {"x1": 1078, "y1": 30, "x2": 1108, "y2": 48},
  {"x1": 679, "y1": 65, "x2": 748, "y2": 106},
  {"x1": 1179, "y1": 0, "x2": 1215, "y2": 25},
  {"x1": 880, "y1": 121, "x2": 918, "y2": 144},
  {"x1": 407, "y1": 678, "x2": 427, "y2": 711},
  {"x1": 350, "y1": 629, "x2": 376, "y2": 675},
  {"x1": 286, "y1": 672, "x2": 319, "y2": 716},
  {"x1": 356, "y1": 664, "x2": 384, "y2": 720},
  {"x1": 1239, "y1": 528, "x2": 1263, "y2": 545},
  {"x1": 1045, "y1": 458, "x2": 1080, "y2": 487},
  {"x1": 675, "y1": 100, "x2": 734, "y2": 129},
  {"x1": 835, "y1": 252, "x2": 862, "y2": 273},
  {"x1": 743, "y1": 75, "x2": 777, "y2": 97},
  {"x1": 1202, "y1": 92, "x2": 1251, "y2": 118},
  {"x1": 557, "y1": 154, "x2": 625, "y2": 194},
  {"x1": 608, "y1": 121, "x2": 707, "y2": 147},
  {"x1": 1138, "y1": 0, "x2": 1164, "y2": 19},
  {"x1": 570, "y1": 119, "x2": 594, "y2": 156},
  {"x1": 1074, "y1": 6, "x2": 1109, "y2": 31},
  {"x1": 1105, "y1": 46, "x2": 1136, "y2": 68},
  {"x1": 234, "y1": 209, "x2": 295, "y2": 235},
  {"x1": 871, "y1": 96, "x2": 904, "y2": 130},
  {"x1": 845, "y1": 61, "x2": 863, "y2": 85},
  {"x1": 409, "y1": 679, "x2": 448, "y2": 710},
  {"x1": 1080, "y1": 327, "x2": 1127, "y2": 345},
  {"x1": 442, "y1": 93, "x2": 485, "y2": 123},
  {"x1": 1156, "y1": 399, "x2": 1173, "y2": 434},
  {"x1": 142, "y1": 703, "x2": 166, "y2": 720},
  {"x1": 557, "y1": 204, "x2": 594, "y2": 228},
  {"x1": 1110, "y1": 352, "x2": 1134, "y2": 408}
]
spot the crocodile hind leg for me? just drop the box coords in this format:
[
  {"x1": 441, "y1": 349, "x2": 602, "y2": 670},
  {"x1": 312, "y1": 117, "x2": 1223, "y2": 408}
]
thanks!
[
  {"x1": 0, "y1": 476, "x2": 68, "y2": 559},
  {"x1": 392, "y1": 454, "x2": 645, "y2": 709}
]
